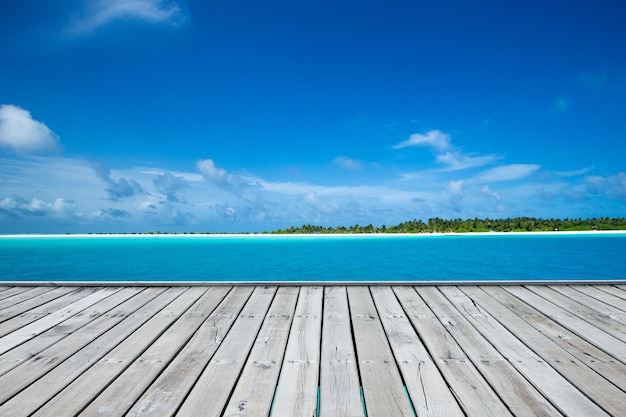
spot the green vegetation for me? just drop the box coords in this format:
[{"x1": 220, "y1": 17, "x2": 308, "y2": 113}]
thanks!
[
  {"x1": 77, "y1": 217, "x2": 626, "y2": 235},
  {"x1": 270, "y1": 217, "x2": 626, "y2": 234}
]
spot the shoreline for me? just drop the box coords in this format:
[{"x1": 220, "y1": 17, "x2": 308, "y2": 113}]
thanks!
[
  {"x1": 3, "y1": 278, "x2": 626, "y2": 286},
  {"x1": 2, "y1": 230, "x2": 626, "y2": 238}
]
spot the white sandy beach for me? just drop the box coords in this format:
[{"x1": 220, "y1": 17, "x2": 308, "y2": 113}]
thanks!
[{"x1": 2, "y1": 230, "x2": 626, "y2": 238}]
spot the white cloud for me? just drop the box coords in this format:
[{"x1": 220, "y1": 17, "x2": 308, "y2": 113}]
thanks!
[
  {"x1": 95, "y1": 208, "x2": 132, "y2": 220},
  {"x1": 476, "y1": 164, "x2": 541, "y2": 183},
  {"x1": 257, "y1": 179, "x2": 420, "y2": 204},
  {"x1": 394, "y1": 129, "x2": 497, "y2": 172},
  {"x1": 153, "y1": 171, "x2": 189, "y2": 202},
  {"x1": 0, "y1": 196, "x2": 76, "y2": 218},
  {"x1": 134, "y1": 195, "x2": 194, "y2": 225},
  {"x1": 70, "y1": 0, "x2": 186, "y2": 33},
  {"x1": 480, "y1": 185, "x2": 501, "y2": 202},
  {"x1": 447, "y1": 180, "x2": 464, "y2": 195},
  {"x1": 0, "y1": 105, "x2": 60, "y2": 154},
  {"x1": 332, "y1": 156, "x2": 363, "y2": 170},
  {"x1": 302, "y1": 190, "x2": 340, "y2": 213},
  {"x1": 555, "y1": 166, "x2": 595, "y2": 177},
  {"x1": 583, "y1": 173, "x2": 626, "y2": 200},
  {"x1": 608, "y1": 173, "x2": 626, "y2": 199},
  {"x1": 0, "y1": 156, "x2": 105, "y2": 201},
  {"x1": 393, "y1": 130, "x2": 450, "y2": 151},
  {"x1": 139, "y1": 168, "x2": 203, "y2": 182},
  {"x1": 445, "y1": 180, "x2": 464, "y2": 212},
  {"x1": 436, "y1": 151, "x2": 497, "y2": 171},
  {"x1": 92, "y1": 161, "x2": 144, "y2": 201},
  {"x1": 197, "y1": 159, "x2": 228, "y2": 184},
  {"x1": 196, "y1": 159, "x2": 255, "y2": 196},
  {"x1": 2, "y1": 151, "x2": 624, "y2": 233}
]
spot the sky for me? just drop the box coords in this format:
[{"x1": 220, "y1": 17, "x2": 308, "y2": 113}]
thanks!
[{"x1": 1, "y1": 0, "x2": 625, "y2": 233}]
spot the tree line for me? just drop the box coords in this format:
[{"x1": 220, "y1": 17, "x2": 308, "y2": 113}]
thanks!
[{"x1": 270, "y1": 217, "x2": 626, "y2": 234}]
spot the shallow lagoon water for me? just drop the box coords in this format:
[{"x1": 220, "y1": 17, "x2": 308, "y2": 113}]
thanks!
[{"x1": 1, "y1": 234, "x2": 625, "y2": 283}]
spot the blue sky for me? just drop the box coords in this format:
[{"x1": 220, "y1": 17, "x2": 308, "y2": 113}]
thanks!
[{"x1": 1, "y1": 0, "x2": 625, "y2": 233}]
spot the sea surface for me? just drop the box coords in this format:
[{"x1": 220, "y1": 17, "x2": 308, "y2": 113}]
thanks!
[{"x1": 1, "y1": 234, "x2": 625, "y2": 283}]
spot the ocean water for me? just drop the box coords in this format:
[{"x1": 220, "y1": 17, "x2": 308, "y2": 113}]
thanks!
[{"x1": 1, "y1": 234, "x2": 625, "y2": 283}]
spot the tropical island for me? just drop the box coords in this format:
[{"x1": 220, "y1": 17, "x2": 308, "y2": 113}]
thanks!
[
  {"x1": 70, "y1": 217, "x2": 626, "y2": 235},
  {"x1": 271, "y1": 217, "x2": 626, "y2": 234}
]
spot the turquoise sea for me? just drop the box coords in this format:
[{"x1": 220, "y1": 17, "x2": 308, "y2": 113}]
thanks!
[{"x1": 1, "y1": 234, "x2": 625, "y2": 283}]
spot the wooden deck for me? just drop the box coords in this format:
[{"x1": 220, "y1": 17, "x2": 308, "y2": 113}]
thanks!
[{"x1": 0, "y1": 284, "x2": 625, "y2": 416}]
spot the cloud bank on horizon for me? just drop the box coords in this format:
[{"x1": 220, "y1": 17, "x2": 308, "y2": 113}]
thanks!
[
  {"x1": 2, "y1": 111, "x2": 623, "y2": 233},
  {"x1": 1, "y1": 1, "x2": 625, "y2": 232}
]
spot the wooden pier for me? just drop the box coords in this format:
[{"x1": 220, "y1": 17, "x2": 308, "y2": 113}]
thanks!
[{"x1": 0, "y1": 284, "x2": 625, "y2": 416}]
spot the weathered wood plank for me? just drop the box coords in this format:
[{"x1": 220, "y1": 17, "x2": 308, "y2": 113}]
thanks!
[
  {"x1": 347, "y1": 286, "x2": 413, "y2": 417},
  {"x1": 576, "y1": 285, "x2": 626, "y2": 313},
  {"x1": 506, "y1": 286, "x2": 626, "y2": 363},
  {"x1": 460, "y1": 286, "x2": 626, "y2": 416},
  {"x1": 0, "y1": 287, "x2": 164, "y2": 402},
  {"x1": 440, "y1": 286, "x2": 611, "y2": 417},
  {"x1": 222, "y1": 287, "x2": 299, "y2": 417},
  {"x1": 0, "y1": 287, "x2": 184, "y2": 417},
  {"x1": 0, "y1": 287, "x2": 164, "y2": 397},
  {"x1": 0, "y1": 287, "x2": 118, "y2": 355},
  {"x1": 371, "y1": 286, "x2": 464, "y2": 417},
  {"x1": 420, "y1": 286, "x2": 562, "y2": 417},
  {"x1": 127, "y1": 286, "x2": 255, "y2": 417},
  {"x1": 530, "y1": 286, "x2": 626, "y2": 342},
  {"x1": 614, "y1": 284, "x2": 626, "y2": 293},
  {"x1": 270, "y1": 286, "x2": 323, "y2": 417},
  {"x1": 0, "y1": 286, "x2": 37, "y2": 302},
  {"x1": 176, "y1": 286, "x2": 277, "y2": 417},
  {"x1": 394, "y1": 286, "x2": 514, "y2": 417},
  {"x1": 0, "y1": 287, "x2": 142, "y2": 377},
  {"x1": 35, "y1": 287, "x2": 227, "y2": 417},
  {"x1": 0, "y1": 284, "x2": 624, "y2": 417},
  {"x1": 551, "y1": 285, "x2": 626, "y2": 325},
  {"x1": 0, "y1": 286, "x2": 57, "y2": 316},
  {"x1": 599, "y1": 285, "x2": 626, "y2": 301},
  {"x1": 319, "y1": 286, "x2": 362, "y2": 417},
  {"x1": 480, "y1": 285, "x2": 626, "y2": 392},
  {"x1": 0, "y1": 287, "x2": 84, "y2": 336}
]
